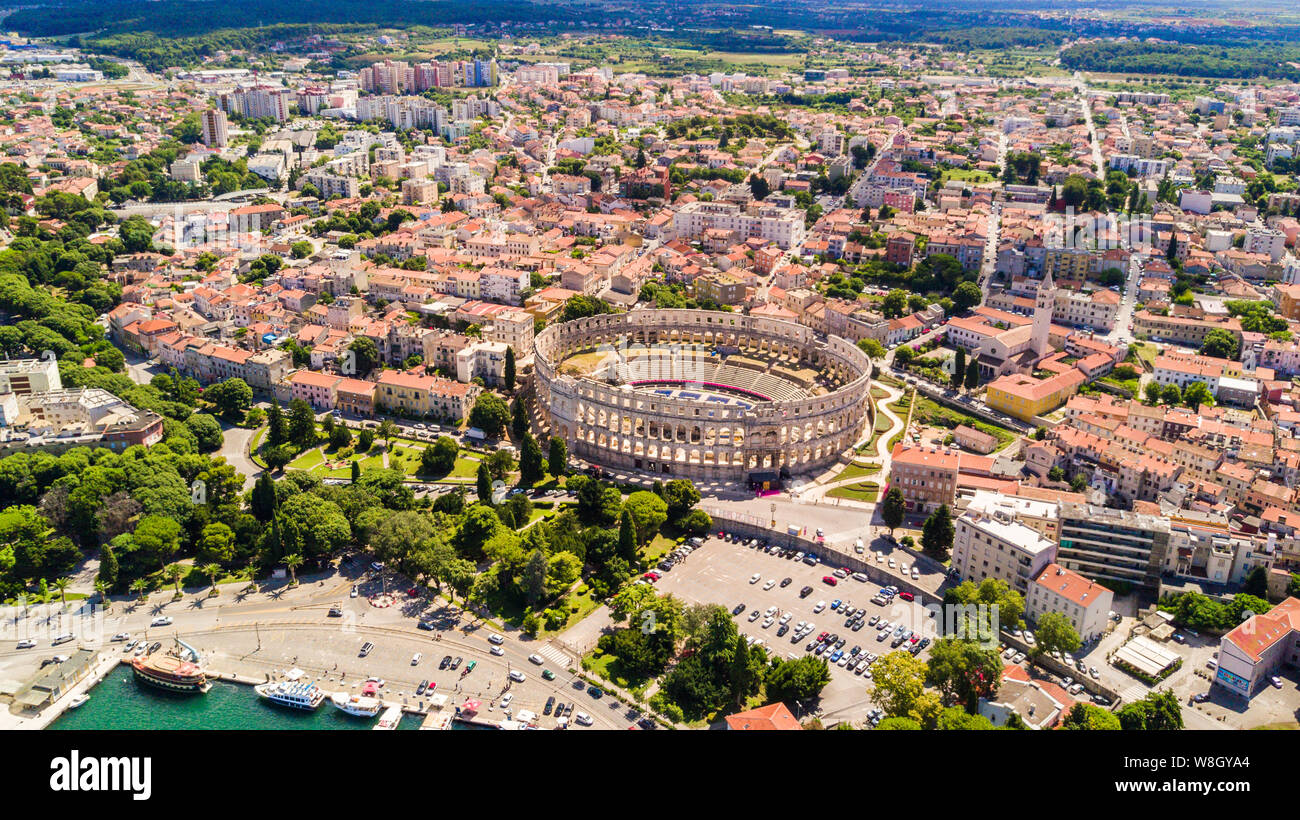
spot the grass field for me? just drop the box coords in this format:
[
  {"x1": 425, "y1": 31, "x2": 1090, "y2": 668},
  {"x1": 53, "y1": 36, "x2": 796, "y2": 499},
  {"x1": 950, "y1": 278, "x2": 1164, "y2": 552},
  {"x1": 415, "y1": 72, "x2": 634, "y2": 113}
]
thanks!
[
  {"x1": 941, "y1": 168, "x2": 996, "y2": 185},
  {"x1": 828, "y1": 481, "x2": 880, "y2": 503},
  {"x1": 913, "y1": 396, "x2": 1015, "y2": 451},
  {"x1": 836, "y1": 462, "x2": 881, "y2": 483}
]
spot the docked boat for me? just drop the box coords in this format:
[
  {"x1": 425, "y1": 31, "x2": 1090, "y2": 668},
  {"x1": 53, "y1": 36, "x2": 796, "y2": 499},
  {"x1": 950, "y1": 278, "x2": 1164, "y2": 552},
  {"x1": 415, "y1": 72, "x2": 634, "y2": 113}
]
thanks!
[
  {"x1": 68, "y1": 694, "x2": 89, "y2": 709},
  {"x1": 255, "y1": 680, "x2": 326, "y2": 710},
  {"x1": 330, "y1": 691, "x2": 382, "y2": 717},
  {"x1": 130, "y1": 652, "x2": 210, "y2": 694},
  {"x1": 373, "y1": 704, "x2": 402, "y2": 730}
]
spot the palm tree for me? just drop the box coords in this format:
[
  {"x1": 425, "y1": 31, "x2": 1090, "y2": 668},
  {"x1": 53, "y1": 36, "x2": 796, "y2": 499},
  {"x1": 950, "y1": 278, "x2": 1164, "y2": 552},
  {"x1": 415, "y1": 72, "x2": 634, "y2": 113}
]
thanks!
[
  {"x1": 202, "y1": 563, "x2": 222, "y2": 597},
  {"x1": 53, "y1": 577, "x2": 70, "y2": 608},
  {"x1": 93, "y1": 579, "x2": 111, "y2": 613},
  {"x1": 165, "y1": 564, "x2": 185, "y2": 598},
  {"x1": 284, "y1": 553, "x2": 304, "y2": 587},
  {"x1": 130, "y1": 578, "x2": 149, "y2": 602},
  {"x1": 244, "y1": 559, "x2": 260, "y2": 593}
]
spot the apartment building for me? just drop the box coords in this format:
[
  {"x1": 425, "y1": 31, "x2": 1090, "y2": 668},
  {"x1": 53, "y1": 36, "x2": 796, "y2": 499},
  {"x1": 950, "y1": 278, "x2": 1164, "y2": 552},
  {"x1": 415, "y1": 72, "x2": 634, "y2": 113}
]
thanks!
[
  {"x1": 672, "y1": 201, "x2": 807, "y2": 250},
  {"x1": 1056, "y1": 502, "x2": 1171, "y2": 593},
  {"x1": 0, "y1": 358, "x2": 62, "y2": 395},
  {"x1": 888, "y1": 444, "x2": 960, "y2": 513},
  {"x1": 1026, "y1": 564, "x2": 1114, "y2": 642},
  {"x1": 952, "y1": 495, "x2": 1057, "y2": 594}
]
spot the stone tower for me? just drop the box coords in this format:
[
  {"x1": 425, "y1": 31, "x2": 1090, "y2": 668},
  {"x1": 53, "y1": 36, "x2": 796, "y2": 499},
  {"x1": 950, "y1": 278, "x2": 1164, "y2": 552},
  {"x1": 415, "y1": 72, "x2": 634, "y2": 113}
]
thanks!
[{"x1": 1032, "y1": 270, "x2": 1054, "y2": 358}]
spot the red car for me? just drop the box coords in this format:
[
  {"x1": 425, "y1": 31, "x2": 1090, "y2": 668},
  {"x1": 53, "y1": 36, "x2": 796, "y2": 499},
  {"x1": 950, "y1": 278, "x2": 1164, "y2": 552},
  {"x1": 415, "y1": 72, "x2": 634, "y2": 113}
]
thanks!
[
  {"x1": 822, "y1": 576, "x2": 838, "y2": 586},
  {"x1": 899, "y1": 591, "x2": 915, "y2": 602},
  {"x1": 817, "y1": 631, "x2": 829, "y2": 643},
  {"x1": 642, "y1": 571, "x2": 660, "y2": 581},
  {"x1": 407, "y1": 587, "x2": 420, "y2": 597}
]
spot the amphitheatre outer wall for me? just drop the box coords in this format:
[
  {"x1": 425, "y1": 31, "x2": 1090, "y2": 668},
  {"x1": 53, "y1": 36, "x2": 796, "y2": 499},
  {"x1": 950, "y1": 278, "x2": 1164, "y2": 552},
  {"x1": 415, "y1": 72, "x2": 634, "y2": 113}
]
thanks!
[{"x1": 533, "y1": 308, "x2": 874, "y2": 482}]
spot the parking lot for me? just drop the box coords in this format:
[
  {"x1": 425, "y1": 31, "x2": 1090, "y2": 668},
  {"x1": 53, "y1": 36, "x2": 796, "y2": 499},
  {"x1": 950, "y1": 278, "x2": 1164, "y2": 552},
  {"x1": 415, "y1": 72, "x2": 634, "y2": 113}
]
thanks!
[{"x1": 651, "y1": 535, "x2": 941, "y2": 721}]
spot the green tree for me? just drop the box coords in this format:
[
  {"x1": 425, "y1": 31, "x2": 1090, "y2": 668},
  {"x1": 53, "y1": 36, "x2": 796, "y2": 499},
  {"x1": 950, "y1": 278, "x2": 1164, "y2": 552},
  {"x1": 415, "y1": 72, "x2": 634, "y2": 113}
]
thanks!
[
  {"x1": 765, "y1": 655, "x2": 832, "y2": 707},
  {"x1": 964, "y1": 358, "x2": 980, "y2": 389},
  {"x1": 287, "y1": 399, "x2": 317, "y2": 447},
  {"x1": 921, "y1": 504, "x2": 954, "y2": 560},
  {"x1": 267, "y1": 401, "x2": 286, "y2": 446},
  {"x1": 1115, "y1": 690, "x2": 1183, "y2": 731},
  {"x1": 617, "y1": 509, "x2": 637, "y2": 562},
  {"x1": 469, "y1": 393, "x2": 511, "y2": 438},
  {"x1": 881, "y1": 487, "x2": 906, "y2": 535},
  {"x1": 504, "y1": 346, "x2": 516, "y2": 392},
  {"x1": 1033, "y1": 610, "x2": 1081, "y2": 657},
  {"x1": 346, "y1": 337, "x2": 380, "y2": 378},
  {"x1": 1182, "y1": 381, "x2": 1214, "y2": 412},
  {"x1": 869, "y1": 650, "x2": 942, "y2": 725},
  {"x1": 547, "y1": 436, "x2": 568, "y2": 477},
  {"x1": 925, "y1": 638, "x2": 1004, "y2": 712},
  {"x1": 1160, "y1": 382, "x2": 1182, "y2": 406},
  {"x1": 476, "y1": 461, "x2": 492, "y2": 504},
  {"x1": 518, "y1": 432, "x2": 545, "y2": 488},
  {"x1": 1144, "y1": 381, "x2": 1162, "y2": 405},
  {"x1": 952, "y1": 347, "x2": 966, "y2": 390},
  {"x1": 1199, "y1": 328, "x2": 1240, "y2": 360},
  {"x1": 206, "y1": 377, "x2": 253, "y2": 418},
  {"x1": 1061, "y1": 703, "x2": 1121, "y2": 730}
]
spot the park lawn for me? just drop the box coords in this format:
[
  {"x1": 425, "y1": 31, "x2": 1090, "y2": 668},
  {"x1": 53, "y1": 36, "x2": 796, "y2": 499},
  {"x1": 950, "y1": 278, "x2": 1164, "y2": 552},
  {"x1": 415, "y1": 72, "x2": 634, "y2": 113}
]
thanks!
[
  {"x1": 913, "y1": 396, "x2": 1016, "y2": 451},
  {"x1": 828, "y1": 481, "x2": 880, "y2": 503},
  {"x1": 836, "y1": 462, "x2": 881, "y2": 483},
  {"x1": 642, "y1": 532, "x2": 679, "y2": 565},
  {"x1": 870, "y1": 386, "x2": 891, "y2": 400},
  {"x1": 288, "y1": 448, "x2": 324, "y2": 471},
  {"x1": 250, "y1": 426, "x2": 267, "y2": 452},
  {"x1": 581, "y1": 646, "x2": 655, "y2": 691},
  {"x1": 1130, "y1": 342, "x2": 1159, "y2": 369},
  {"x1": 941, "y1": 167, "x2": 995, "y2": 185},
  {"x1": 540, "y1": 584, "x2": 601, "y2": 637}
]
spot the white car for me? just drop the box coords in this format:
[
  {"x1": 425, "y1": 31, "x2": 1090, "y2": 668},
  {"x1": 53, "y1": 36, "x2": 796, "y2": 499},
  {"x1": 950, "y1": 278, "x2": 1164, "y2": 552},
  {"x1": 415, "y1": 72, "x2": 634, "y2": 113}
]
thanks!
[
  {"x1": 574, "y1": 711, "x2": 594, "y2": 727},
  {"x1": 779, "y1": 613, "x2": 792, "y2": 625},
  {"x1": 500, "y1": 693, "x2": 513, "y2": 708},
  {"x1": 763, "y1": 579, "x2": 776, "y2": 590},
  {"x1": 150, "y1": 616, "x2": 172, "y2": 627},
  {"x1": 910, "y1": 568, "x2": 919, "y2": 580},
  {"x1": 509, "y1": 670, "x2": 526, "y2": 683},
  {"x1": 900, "y1": 563, "x2": 908, "y2": 574},
  {"x1": 876, "y1": 553, "x2": 883, "y2": 563},
  {"x1": 762, "y1": 617, "x2": 775, "y2": 629},
  {"x1": 749, "y1": 573, "x2": 761, "y2": 584},
  {"x1": 411, "y1": 653, "x2": 422, "y2": 665},
  {"x1": 764, "y1": 605, "x2": 777, "y2": 617},
  {"x1": 16, "y1": 639, "x2": 36, "y2": 649},
  {"x1": 813, "y1": 600, "x2": 826, "y2": 613},
  {"x1": 488, "y1": 633, "x2": 505, "y2": 645},
  {"x1": 888, "y1": 558, "x2": 896, "y2": 569},
  {"x1": 854, "y1": 539, "x2": 864, "y2": 554},
  {"x1": 490, "y1": 646, "x2": 505, "y2": 656},
  {"x1": 528, "y1": 653, "x2": 544, "y2": 665},
  {"x1": 110, "y1": 633, "x2": 130, "y2": 642}
]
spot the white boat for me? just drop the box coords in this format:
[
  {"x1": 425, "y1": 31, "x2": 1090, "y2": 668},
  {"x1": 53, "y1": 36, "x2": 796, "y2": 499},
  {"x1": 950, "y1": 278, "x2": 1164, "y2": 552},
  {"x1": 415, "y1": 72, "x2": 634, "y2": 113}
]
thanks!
[
  {"x1": 256, "y1": 681, "x2": 326, "y2": 710},
  {"x1": 68, "y1": 694, "x2": 89, "y2": 709},
  {"x1": 330, "y1": 691, "x2": 382, "y2": 717},
  {"x1": 373, "y1": 704, "x2": 402, "y2": 730}
]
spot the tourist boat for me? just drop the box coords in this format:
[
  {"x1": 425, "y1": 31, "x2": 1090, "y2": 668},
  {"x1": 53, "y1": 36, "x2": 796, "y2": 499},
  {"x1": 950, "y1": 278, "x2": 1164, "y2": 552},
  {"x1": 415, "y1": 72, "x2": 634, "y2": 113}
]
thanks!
[
  {"x1": 255, "y1": 681, "x2": 326, "y2": 711},
  {"x1": 373, "y1": 704, "x2": 402, "y2": 730},
  {"x1": 330, "y1": 691, "x2": 383, "y2": 717},
  {"x1": 68, "y1": 694, "x2": 90, "y2": 709},
  {"x1": 130, "y1": 652, "x2": 211, "y2": 694}
]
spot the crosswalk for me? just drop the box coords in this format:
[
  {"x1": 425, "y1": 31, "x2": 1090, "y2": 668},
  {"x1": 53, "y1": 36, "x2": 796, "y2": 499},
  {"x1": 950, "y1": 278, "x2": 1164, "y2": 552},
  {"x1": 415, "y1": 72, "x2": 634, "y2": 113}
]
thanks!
[
  {"x1": 536, "y1": 643, "x2": 571, "y2": 668},
  {"x1": 1118, "y1": 682, "x2": 1150, "y2": 704}
]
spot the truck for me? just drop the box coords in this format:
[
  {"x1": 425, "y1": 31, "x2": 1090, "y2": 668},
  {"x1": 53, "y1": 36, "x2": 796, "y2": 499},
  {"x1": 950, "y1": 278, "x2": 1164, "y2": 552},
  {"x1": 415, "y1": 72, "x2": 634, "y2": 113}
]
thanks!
[{"x1": 464, "y1": 427, "x2": 486, "y2": 441}]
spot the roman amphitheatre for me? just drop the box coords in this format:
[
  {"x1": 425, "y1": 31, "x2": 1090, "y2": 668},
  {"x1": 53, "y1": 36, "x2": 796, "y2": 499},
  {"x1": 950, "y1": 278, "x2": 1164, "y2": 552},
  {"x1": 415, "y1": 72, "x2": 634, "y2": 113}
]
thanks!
[{"x1": 533, "y1": 309, "x2": 874, "y2": 483}]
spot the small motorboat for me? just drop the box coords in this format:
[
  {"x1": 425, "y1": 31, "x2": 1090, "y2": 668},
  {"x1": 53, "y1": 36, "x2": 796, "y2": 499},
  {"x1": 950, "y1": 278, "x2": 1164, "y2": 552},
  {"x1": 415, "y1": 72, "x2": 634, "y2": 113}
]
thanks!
[{"x1": 68, "y1": 694, "x2": 90, "y2": 709}]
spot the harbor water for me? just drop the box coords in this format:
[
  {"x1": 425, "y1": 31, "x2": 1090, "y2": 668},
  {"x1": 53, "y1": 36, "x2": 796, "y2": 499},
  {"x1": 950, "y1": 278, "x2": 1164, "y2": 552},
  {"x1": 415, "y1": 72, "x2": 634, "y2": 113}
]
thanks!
[{"x1": 49, "y1": 674, "x2": 426, "y2": 730}]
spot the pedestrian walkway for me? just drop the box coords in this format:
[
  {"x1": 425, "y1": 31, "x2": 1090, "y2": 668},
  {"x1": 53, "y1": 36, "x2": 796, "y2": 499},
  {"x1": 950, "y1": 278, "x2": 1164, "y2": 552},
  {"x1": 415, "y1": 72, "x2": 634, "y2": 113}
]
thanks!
[{"x1": 535, "y1": 642, "x2": 571, "y2": 668}]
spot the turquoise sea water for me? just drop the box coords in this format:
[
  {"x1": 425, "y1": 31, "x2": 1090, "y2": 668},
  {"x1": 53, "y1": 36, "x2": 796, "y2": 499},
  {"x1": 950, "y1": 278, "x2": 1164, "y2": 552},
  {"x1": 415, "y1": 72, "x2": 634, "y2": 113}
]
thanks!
[{"x1": 49, "y1": 674, "x2": 423, "y2": 730}]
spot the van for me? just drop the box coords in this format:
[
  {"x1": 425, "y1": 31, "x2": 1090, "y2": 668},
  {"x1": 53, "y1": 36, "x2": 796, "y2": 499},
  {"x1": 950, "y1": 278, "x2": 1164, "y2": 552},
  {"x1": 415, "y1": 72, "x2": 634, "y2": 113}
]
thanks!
[
  {"x1": 488, "y1": 633, "x2": 505, "y2": 645},
  {"x1": 359, "y1": 641, "x2": 375, "y2": 657}
]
